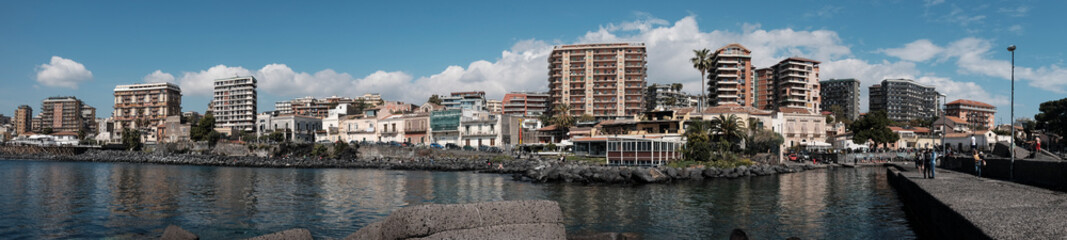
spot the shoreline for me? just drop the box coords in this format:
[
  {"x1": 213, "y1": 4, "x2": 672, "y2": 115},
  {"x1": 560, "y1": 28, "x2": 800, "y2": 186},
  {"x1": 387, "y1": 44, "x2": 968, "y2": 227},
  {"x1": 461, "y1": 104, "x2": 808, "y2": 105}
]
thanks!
[{"x1": 0, "y1": 149, "x2": 848, "y2": 184}]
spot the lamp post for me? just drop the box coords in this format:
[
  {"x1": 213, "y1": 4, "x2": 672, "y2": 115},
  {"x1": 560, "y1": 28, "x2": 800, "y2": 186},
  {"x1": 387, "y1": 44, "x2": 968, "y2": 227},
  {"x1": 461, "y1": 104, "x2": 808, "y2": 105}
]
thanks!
[
  {"x1": 1008, "y1": 44, "x2": 1016, "y2": 180},
  {"x1": 939, "y1": 93, "x2": 947, "y2": 153}
]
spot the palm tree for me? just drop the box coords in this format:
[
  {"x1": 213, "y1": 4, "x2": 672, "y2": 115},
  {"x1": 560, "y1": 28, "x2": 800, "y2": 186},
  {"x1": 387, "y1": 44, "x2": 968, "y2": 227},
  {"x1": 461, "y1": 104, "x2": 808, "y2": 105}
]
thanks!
[
  {"x1": 551, "y1": 103, "x2": 575, "y2": 129},
  {"x1": 690, "y1": 49, "x2": 712, "y2": 111},
  {"x1": 711, "y1": 114, "x2": 747, "y2": 143}
]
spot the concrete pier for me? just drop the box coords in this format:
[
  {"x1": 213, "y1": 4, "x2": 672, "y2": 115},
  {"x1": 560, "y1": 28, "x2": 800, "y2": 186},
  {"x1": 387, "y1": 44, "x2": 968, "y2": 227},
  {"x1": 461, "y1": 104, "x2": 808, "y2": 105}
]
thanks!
[{"x1": 887, "y1": 164, "x2": 1067, "y2": 239}]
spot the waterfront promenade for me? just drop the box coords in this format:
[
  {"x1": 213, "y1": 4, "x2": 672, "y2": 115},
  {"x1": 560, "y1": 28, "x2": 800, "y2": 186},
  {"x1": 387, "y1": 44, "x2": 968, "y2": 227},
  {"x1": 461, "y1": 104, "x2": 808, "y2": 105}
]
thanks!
[{"x1": 887, "y1": 164, "x2": 1067, "y2": 239}]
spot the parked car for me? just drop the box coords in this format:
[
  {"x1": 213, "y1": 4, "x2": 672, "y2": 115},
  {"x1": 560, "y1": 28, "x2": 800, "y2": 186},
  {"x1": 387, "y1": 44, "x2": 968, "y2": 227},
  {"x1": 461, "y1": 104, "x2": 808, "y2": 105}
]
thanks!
[
  {"x1": 462, "y1": 145, "x2": 475, "y2": 151},
  {"x1": 486, "y1": 147, "x2": 502, "y2": 153},
  {"x1": 430, "y1": 143, "x2": 444, "y2": 149},
  {"x1": 445, "y1": 143, "x2": 461, "y2": 150}
]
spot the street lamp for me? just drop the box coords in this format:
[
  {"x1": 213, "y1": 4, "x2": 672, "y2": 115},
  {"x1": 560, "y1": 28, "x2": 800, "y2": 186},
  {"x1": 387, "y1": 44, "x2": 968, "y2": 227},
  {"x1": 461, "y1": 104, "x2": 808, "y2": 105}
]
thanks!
[
  {"x1": 1008, "y1": 44, "x2": 1016, "y2": 180},
  {"x1": 938, "y1": 93, "x2": 947, "y2": 153}
]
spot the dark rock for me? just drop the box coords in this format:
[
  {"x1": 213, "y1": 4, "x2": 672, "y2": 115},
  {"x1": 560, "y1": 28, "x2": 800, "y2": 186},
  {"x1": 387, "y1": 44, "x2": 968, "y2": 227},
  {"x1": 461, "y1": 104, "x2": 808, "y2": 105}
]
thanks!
[
  {"x1": 161, "y1": 225, "x2": 198, "y2": 240},
  {"x1": 686, "y1": 168, "x2": 704, "y2": 180},
  {"x1": 703, "y1": 168, "x2": 720, "y2": 178},
  {"x1": 634, "y1": 168, "x2": 668, "y2": 183}
]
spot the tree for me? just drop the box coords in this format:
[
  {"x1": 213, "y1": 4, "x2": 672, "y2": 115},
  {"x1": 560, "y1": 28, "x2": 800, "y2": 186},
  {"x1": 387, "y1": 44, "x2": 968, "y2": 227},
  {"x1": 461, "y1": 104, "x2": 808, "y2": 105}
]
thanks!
[
  {"x1": 851, "y1": 111, "x2": 899, "y2": 149},
  {"x1": 1035, "y1": 98, "x2": 1067, "y2": 138},
  {"x1": 690, "y1": 49, "x2": 712, "y2": 110},
  {"x1": 746, "y1": 129, "x2": 784, "y2": 155},
  {"x1": 710, "y1": 114, "x2": 747, "y2": 145},
  {"x1": 671, "y1": 83, "x2": 683, "y2": 92},
  {"x1": 332, "y1": 140, "x2": 358, "y2": 159},
  {"x1": 428, "y1": 94, "x2": 443, "y2": 105},
  {"x1": 311, "y1": 144, "x2": 329, "y2": 157},
  {"x1": 41, "y1": 128, "x2": 53, "y2": 134},
  {"x1": 682, "y1": 120, "x2": 714, "y2": 161},
  {"x1": 191, "y1": 113, "x2": 216, "y2": 141},
  {"x1": 77, "y1": 129, "x2": 87, "y2": 140},
  {"x1": 122, "y1": 128, "x2": 142, "y2": 151},
  {"x1": 550, "y1": 104, "x2": 575, "y2": 129}
]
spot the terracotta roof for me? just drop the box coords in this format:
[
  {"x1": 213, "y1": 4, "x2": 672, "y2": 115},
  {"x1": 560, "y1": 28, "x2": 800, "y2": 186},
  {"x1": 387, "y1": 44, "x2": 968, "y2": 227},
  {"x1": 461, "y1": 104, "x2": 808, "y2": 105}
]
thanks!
[
  {"x1": 912, "y1": 127, "x2": 931, "y2": 133},
  {"x1": 947, "y1": 99, "x2": 995, "y2": 108},
  {"x1": 673, "y1": 107, "x2": 695, "y2": 115},
  {"x1": 537, "y1": 125, "x2": 559, "y2": 131},
  {"x1": 777, "y1": 107, "x2": 813, "y2": 114},
  {"x1": 945, "y1": 116, "x2": 966, "y2": 124},
  {"x1": 703, "y1": 105, "x2": 774, "y2": 115},
  {"x1": 573, "y1": 137, "x2": 608, "y2": 142}
]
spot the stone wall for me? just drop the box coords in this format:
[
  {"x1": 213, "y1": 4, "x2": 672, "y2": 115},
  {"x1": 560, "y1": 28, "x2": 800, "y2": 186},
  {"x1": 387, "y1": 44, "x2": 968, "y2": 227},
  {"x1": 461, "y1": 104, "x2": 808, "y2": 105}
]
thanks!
[
  {"x1": 885, "y1": 166, "x2": 989, "y2": 239},
  {"x1": 942, "y1": 156, "x2": 1067, "y2": 190},
  {"x1": 347, "y1": 200, "x2": 565, "y2": 240}
]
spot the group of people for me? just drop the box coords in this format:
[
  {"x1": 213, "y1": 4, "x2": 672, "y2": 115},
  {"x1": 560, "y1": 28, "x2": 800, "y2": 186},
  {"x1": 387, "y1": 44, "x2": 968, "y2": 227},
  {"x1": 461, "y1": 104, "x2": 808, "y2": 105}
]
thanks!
[{"x1": 914, "y1": 149, "x2": 940, "y2": 179}]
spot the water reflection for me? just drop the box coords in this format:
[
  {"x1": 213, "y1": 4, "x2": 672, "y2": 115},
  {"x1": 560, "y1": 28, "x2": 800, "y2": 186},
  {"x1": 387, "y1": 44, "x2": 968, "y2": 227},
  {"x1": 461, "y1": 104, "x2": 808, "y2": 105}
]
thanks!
[{"x1": 0, "y1": 160, "x2": 914, "y2": 239}]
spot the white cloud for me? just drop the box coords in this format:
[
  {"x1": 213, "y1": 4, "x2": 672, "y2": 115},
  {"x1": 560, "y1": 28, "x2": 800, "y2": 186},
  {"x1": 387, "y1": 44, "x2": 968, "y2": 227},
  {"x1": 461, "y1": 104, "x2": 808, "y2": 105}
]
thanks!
[
  {"x1": 942, "y1": 5, "x2": 986, "y2": 27},
  {"x1": 821, "y1": 58, "x2": 1010, "y2": 111},
  {"x1": 35, "y1": 56, "x2": 93, "y2": 89},
  {"x1": 998, "y1": 6, "x2": 1030, "y2": 17},
  {"x1": 924, "y1": 0, "x2": 945, "y2": 7},
  {"x1": 1007, "y1": 24, "x2": 1023, "y2": 35},
  {"x1": 143, "y1": 70, "x2": 175, "y2": 83},
  {"x1": 880, "y1": 39, "x2": 945, "y2": 62}
]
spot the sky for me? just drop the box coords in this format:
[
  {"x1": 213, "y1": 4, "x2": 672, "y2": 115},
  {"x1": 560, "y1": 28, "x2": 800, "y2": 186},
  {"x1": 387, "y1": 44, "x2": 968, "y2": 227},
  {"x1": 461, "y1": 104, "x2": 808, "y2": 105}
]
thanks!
[{"x1": 1, "y1": 0, "x2": 1064, "y2": 125}]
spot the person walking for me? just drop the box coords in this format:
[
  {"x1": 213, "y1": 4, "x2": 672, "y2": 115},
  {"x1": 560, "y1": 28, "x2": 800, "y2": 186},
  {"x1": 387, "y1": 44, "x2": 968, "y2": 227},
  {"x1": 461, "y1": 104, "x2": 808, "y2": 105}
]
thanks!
[
  {"x1": 929, "y1": 149, "x2": 938, "y2": 179},
  {"x1": 970, "y1": 134, "x2": 977, "y2": 152},
  {"x1": 920, "y1": 150, "x2": 929, "y2": 179},
  {"x1": 973, "y1": 150, "x2": 984, "y2": 177}
]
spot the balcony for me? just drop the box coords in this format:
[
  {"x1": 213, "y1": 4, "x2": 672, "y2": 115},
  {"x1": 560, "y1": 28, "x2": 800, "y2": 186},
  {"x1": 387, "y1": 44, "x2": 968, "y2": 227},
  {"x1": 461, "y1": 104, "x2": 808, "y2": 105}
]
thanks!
[{"x1": 464, "y1": 130, "x2": 497, "y2": 137}]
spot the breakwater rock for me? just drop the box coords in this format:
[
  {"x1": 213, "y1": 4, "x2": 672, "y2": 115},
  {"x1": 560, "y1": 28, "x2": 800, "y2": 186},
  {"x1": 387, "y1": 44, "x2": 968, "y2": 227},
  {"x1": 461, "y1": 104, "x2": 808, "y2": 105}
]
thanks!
[
  {"x1": 0, "y1": 149, "x2": 538, "y2": 172},
  {"x1": 520, "y1": 162, "x2": 824, "y2": 183}
]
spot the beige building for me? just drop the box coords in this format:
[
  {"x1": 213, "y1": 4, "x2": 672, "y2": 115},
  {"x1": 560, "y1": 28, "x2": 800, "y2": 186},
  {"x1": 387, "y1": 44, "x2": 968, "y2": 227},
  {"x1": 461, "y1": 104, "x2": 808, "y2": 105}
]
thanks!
[
  {"x1": 709, "y1": 44, "x2": 755, "y2": 107},
  {"x1": 14, "y1": 105, "x2": 32, "y2": 134},
  {"x1": 775, "y1": 107, "x2": 826, "y2": 148},
  {"x1": 548, "y1": 43, "x2": 647, "y2": 118},
  {"x1": 39, "y1": 96, "x2": 95, "y2": 133},
  {"x1": 756, "y1": 57, "x2": 822, "y2": 114},
  {"x1": 212, "y1": 76, "x2": 257, "y2": 132},
  {"x1": 113, "y1": 83, "x2": 182, "y2": 134},
  {"x1": 486, "y1": 99, "x2": 502, "y2": 114},
  {"x1": 945, "y1": 99, "x2": 996, "y2": 130}
]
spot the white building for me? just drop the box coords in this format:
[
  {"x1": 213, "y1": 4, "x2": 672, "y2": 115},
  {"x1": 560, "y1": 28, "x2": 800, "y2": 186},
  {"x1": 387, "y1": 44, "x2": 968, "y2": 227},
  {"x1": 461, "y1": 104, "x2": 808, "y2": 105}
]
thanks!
[
  {"x1": 212, "y1": 76, "x2": 257, "y2": 133},
  {"x1": 339, "y1": 115, "x2": 378, "y2": 143},
  {"x1": 256, "y1": 114, "x2": 321, "y2": 143}
]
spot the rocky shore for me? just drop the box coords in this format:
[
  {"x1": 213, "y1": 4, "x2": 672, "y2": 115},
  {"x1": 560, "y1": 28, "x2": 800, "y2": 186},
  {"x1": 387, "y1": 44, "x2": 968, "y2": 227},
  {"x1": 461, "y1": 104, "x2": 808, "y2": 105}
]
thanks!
[{"x1": 1, "y1": 149, "x2": 829, "y2": 184}]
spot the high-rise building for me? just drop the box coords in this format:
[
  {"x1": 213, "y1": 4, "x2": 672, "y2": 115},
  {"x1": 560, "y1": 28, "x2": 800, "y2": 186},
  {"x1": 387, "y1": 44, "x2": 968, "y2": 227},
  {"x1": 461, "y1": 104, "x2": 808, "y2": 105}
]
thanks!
[
  {"x1": 442, "y1": 91, "x2": 487, "y2": 111},
  {"x1": 212, "y1": 76, "x2": 257, "y2": 132},
  {"x1": 945, "y1": 99, "x2": 996, "y2": 130},
  {"x1": 486, "y1": 99, "x2": 502, "y2": 113},
  {"x1": 548, "y1": 43, "x2": 647, "y2": 118},
  {"x1": 502, "y1": 92, "x2": 549, "y2": 117},
  {"x1": 709, "y1": 44, "x2": 755, "y2": 107},
  {"x1": 113, "y1": 82, "x2": 182, "y2": 132},
  {"x1": 14, "y1": 105, "x2": 32, "y2": 134},
  {"x1": 39, "y1": 96, "x2": 95, "y2": 133},
  {"x1": 645, "y1": 83, "x2": 691, "y2": 111},
  {"x1": 869, "y1": 79, "x2": 939, "y2": 123},
  {"x1": 755, "y1": 57, "x2": 822, "y2": 113},
  {"x1": 819, "y1": 78, "x2": 861, "y2": 120}
]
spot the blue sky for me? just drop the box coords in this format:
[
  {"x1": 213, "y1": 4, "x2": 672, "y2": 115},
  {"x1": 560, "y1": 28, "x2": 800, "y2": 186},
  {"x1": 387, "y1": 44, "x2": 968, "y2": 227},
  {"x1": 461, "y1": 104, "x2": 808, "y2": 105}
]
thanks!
[{"x1": 2, "y1": 0, "x2": 1064, "y2": 125}]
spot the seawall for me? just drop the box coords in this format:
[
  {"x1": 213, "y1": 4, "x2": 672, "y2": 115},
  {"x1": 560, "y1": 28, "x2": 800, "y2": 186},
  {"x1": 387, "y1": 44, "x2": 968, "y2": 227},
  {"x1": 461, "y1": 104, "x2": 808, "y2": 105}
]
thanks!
[
  {"x1": 941, "y1": 156, "x2": 1067, "y2": 191},
  {"x1": 886, "y1": 164, "x2": 1067, "y2": 239}
]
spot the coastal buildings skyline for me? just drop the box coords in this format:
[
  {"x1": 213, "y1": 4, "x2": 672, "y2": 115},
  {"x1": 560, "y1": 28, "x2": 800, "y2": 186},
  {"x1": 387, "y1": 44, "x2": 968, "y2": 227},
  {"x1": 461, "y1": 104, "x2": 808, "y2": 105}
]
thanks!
[{"x1": 1, "y1": 1, "x2": 1061, "y2": 126}]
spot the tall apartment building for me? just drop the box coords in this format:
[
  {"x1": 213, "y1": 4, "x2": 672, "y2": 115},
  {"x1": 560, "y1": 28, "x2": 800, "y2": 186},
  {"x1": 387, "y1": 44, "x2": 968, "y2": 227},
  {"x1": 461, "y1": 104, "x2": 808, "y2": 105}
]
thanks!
[
  {"x1": 442, "y1": 91, "x2": 487, "y2": 111},
  {"x1": 15, "y1": 105, "x2": 32, "y2": 134},
  {"x1": 502, "y1": 92, "x2": 549, "y2": 117},
  {"x1": 645, "y1": 83, "x2": 691, "y2": 111},
  {"x1": 945, "y1": 99, "x2": 996, "y2": 130},
  {"x1": 754, "y1": 57, "x2": 822, "y2": 113},
  {"x1": 819, "y1": 78, "x2": 861, "y2": 120},
  {"x1": 709, "y1": 44, "x2": 755, "y2": 107},
  {"x1": 548, "y1": 43, "x2": 647, "y2": 118},
  {"x1": 869, "y1": 79, "x2": 939, "y2": 123},
  {"x1": 273, "y1": 101, "x2": 293, "y2": 115},
  {"x1": 212, "y1": 76, "x2": 257, "y2": 132},
  {"x1": 113, "y1": 82, "x2": 182, "y2": 132},
  {"x1": 486, "y1": 99, "x2": 502, "y2": 113},
  {"x1": 39, "y1": 96, "x2": 95, "y2": 133}
]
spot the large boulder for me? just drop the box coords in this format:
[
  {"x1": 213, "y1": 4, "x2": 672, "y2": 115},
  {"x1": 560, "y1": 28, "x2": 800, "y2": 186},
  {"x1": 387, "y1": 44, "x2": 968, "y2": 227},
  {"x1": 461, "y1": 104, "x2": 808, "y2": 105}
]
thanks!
[
  {"x1": 350, "y1": 200, "x2": 565, "y2": 240},
  {"x1": 633, "y1": 168, "x2": 669, "y2": 183},
  {"x1": 244, "y1": 228, "x2": 311, "y2": 240},
  {"x1": 161, "y1": 225, "x2": 198, "y2": 240}
]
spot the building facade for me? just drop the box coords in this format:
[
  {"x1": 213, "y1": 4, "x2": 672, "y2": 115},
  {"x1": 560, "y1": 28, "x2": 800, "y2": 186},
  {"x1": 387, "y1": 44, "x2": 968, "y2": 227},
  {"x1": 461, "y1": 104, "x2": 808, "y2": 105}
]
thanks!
[
  {"x1": 709, "y1": 44, "x2": 755, "y2": 107},
  {"x1": 442, "y1": 91, "x2": 487, "y2": 111},
  {"x1": 212, "y1": 76, "x2": 257, "y2": 132},
  {"x1": 755, "y1": 57, "x2": 822, "y2": 113},
  {"x1": 402, "y1": 113, "x2": 430, "y2": 144},
  {"x1": 502, "y1": 92, "x2": 549, "y2": 117},
  {"x1": 645, "y1": 83, "x2": 691, "y2": 111},
  {"x1": 945, "y1": 99, "x2": 996, "y2": 130},
  {"x1": 819, "y1": 78, "x2": 861, "y2": 120},
  {"x1": 255, "y1": 114, "x2": 322, "y2": 143},
  {"x1": 339, "y1": 115, "x2": 378, "y2": 143},
  {"x1": 112, "y1": 83, "x2": 182, "y2": 134},
  {"x1": 15, "y1": 105, "x2": 32, "y2": 134},
  {"x1": 869, "y1": 79, "x2": 939, "y2": 123},
  {"x1": 548, "y1": 43, "x2": 647, "y2": 118},
  {"x1": 430, "y1": 109, "x2": 462, "y2": 145},
  {"x1": 39, "y1": 96, "x2": 95, "y2": 133},
  {"x1": 486, "y1": 99, "x2": 502, "y2": 114}
]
